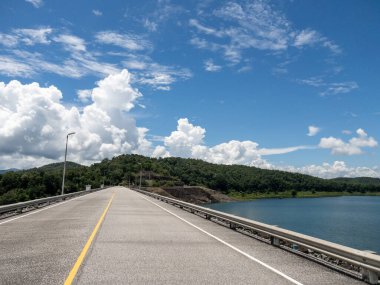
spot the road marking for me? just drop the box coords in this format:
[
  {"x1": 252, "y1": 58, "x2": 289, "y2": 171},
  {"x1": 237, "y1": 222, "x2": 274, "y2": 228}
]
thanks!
[
  {"x1": 64, "y1": 192, "x2": 115, "y2": 285},
  {"x1": 0, "y1": 190, "x2": 106, "y2": 226},
  {"x1": 137, "y1": 192, "x2": 304, "y2": 285}
]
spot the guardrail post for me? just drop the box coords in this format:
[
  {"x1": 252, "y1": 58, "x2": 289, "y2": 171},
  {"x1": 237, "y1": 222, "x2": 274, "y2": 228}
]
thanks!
[
  {"x1": 270, "y1": 236, "x2": 280, "y2": 246},
  {"x1": 361, "y1": 268, "x2": 379, "y2": 284}
]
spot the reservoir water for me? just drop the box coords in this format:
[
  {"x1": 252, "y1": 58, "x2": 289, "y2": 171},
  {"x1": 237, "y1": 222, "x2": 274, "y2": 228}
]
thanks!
[{"x1": 205, "y1": 196, "x2": 380, "y2": 254}]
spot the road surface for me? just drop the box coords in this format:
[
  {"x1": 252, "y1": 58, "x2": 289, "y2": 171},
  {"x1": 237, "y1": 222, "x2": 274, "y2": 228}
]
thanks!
[{"x1": 0, "y1": 187, "x2": 365, "y2": 284}]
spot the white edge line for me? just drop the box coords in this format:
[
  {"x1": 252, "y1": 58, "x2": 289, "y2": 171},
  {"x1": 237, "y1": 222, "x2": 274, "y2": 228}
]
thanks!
[
  {"x1": 0, "y1": 190, "x2": 107, "y2": 226},
  {"x1": 136, "y1": 192, "x2": 304, "y2": 285}
]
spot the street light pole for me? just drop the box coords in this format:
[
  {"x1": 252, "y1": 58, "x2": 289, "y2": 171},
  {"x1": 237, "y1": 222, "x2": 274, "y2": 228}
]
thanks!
[
  {"x1": 61, "y1": 132, "x2": 75, "y2": 195},
  {"x1": 139, "y1": 163, "x2": 142, "y2": 190}
]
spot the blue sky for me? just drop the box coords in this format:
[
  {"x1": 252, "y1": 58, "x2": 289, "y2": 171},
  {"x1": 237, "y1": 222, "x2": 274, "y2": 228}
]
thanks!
[{"x1": 0, "y1": 0, "x2": 379, "y2": 178}]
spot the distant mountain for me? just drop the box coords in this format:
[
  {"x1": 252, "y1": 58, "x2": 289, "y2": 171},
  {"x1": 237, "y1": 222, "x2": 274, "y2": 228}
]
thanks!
[
  {"x1": 331, "y1": 177, "x2": 380, "y2": 186},
  {"x1": 0, "y1": 168, "x2": 19, "y2": 174}
]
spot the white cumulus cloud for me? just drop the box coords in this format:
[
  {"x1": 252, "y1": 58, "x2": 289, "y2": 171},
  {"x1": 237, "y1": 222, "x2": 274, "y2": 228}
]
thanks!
[
  {"x1": 164, "y1": 118, "x2": 206, "y2": 157},
  {"x1": 287, "y1": 161, "x2": 379, "y2": 179},
  {"x1": 159, "y1": 118, "x2": 309, "y2": 168},
  {"x1": 319, "y1": 129, "x2": 377, "y2": 155},
  {"x1": 0, "y1": 69, "x2": 152, "y2": 169}
]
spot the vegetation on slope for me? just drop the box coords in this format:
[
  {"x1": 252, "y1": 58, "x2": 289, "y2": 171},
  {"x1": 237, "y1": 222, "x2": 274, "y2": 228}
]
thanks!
[{"x1": 1, "y1": 154, "x2": 379, "y2": 205}]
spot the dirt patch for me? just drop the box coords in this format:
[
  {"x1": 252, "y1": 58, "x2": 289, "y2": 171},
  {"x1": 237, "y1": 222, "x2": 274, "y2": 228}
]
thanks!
[{"x1": 145, "y1": 186, "x2": 234, "y2": 204}]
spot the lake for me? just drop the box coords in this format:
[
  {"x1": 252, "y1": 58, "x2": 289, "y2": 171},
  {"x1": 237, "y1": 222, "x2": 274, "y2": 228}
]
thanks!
[{"x1": 205, "y1": 196, "x2": 380, "y2": 253}]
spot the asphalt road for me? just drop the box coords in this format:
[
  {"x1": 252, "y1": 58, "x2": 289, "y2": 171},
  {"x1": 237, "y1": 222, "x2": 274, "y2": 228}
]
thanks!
[{"x1": 0, "y1": 187, "x2": 366, "y2": 285}]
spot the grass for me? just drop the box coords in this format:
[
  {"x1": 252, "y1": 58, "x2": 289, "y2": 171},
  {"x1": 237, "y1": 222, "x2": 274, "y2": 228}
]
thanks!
[{"x1": 228, "y1": 191, "x2": 380, "y2": 201}]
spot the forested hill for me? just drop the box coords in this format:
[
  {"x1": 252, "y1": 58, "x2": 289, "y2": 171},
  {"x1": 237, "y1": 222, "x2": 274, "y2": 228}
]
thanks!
[
  {"x1": 1, "y1": 154, "x2": 379, "y2": 205},
  {"x1": 330, "y1": 177, "x2": 380, "y2": 186}
]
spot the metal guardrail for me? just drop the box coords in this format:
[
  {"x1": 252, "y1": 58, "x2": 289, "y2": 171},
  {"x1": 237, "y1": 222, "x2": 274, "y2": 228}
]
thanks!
[
  {"x1": 0, "y1": 186, "x2": 110, "y2": 218},
  {"x1": 132, "y1": 188, "x2": 380, "y2": 284}
]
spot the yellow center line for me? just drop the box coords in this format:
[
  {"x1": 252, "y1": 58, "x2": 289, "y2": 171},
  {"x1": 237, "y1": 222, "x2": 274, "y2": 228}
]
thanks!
[{"x1": 64, "y1": 192, "x2": 116, "y2": 285}]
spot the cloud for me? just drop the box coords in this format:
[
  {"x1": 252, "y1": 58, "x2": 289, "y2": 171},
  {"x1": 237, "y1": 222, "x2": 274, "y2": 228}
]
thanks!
[
  {"x1": 121, "y1": 54, "x2": 192, "y2": 90},
  {"x1": 164, "y1": 118, "x2": 206, "y2": 157},
  {"x1": 0, "y1": 28, "x2": 189, "y2": 90},
  {"x1": 189, "y1": 1, "x2": 291, "y2": 64},
  {"x1": 153, "y1": 119, "x2": 378, "y2": 178},
  {"x1": 293, "y1": 29, "x2": 341, "y2": 54},
  {"x1": 189, "y1": 0, "x2": 341, "y2": 66},
  {"x1": 0, "y1": 56, "x2": 36, "y2": 77},
  {"x1": 294, "y1": 29, "x2": 321, "y2": 47},
  {"x1": 319, "y1": 129, "x2": 378, "y2": 155},
  {"x1": 298, "y1": 77, "x2": 359, "y2": 96},
  {"x1": 320, "y1": 81, "x2": 359, "y2": 96},
  {"x1": 161, "y1": 120, "x2": 378, "y2": 177},
  {"x1": 123, "y1": 60, "x2": 147, "y2": 70},
  {"x1": 92, "y1": 10, "x2": 102, "y2": 16},
  {"x1": 204, "y1": 59, "x2": 221, "y2": 72},
  {"x1": 213, "y1": 1, "x2": 290, "y2": 51},
  {"x1": 0, "y1": 34, "x2": 19, "y2": 47},
  {"x1": 143, "y1": 19, "x2": 158, "y2": 32},
  {"x1": 25, "y1": 0, "x2": 43, "y2": 8},
  {"x1": 0, "y1": 28, "x2": 52, "y2": 47},
  {"x1": 258, "y1": 146, "x2": 314, "y2": 155},
  {"x1": 69, "y1": 52, "x2": 120, "y2": 76},
  {"x1": 91, "y1": 69, "x2": 142, "y2": 112},
  {"x1": 286, "y1": 161, "x2": 379, "y2": 179},
  {"x1": 307, "y1": 125, "x2": 320, "y2": 136},
  {"x1": 0, "y1": 69, "x2": 152, "y2": 168},
  {"x1": 189, "y1": 19, "x2": 224, "y2": 37},
  {"x1": 342, "y1": 130, "x2": 352, "y2": 135},
  {"x1": 322, "y1": 41, "x2": 341, "y2": 54},
  {"x1": 53, "y1": 34, "x2": 86, "y2": 52},
  {"x1": 95, "y1": 31, "x2": 151, "y2": 51},
  {"x1": 192, "y1": 140, "x2": 271, "y2": 168},
  {"x1": 140, "y1": 0, "x2": 185, "y2": 32},
  {"x1": 14, "y1": 28, "x2": 52, "y2": 45},
  {"x1": 1, "y1": 82, "x2": 377, "y2": 179},
  {"x1": 297, "y1": 77, "x2": 324, "y2": 87},
  {"x1": 152, "y1": 145, "x2": 170, "y2": 158},
  {"x1": 0, "y1": 50, "x2": 118, "y2": 79},
  {"x1": 76, "y1": 89, "x2": 92, "y2": 103},
  {"x1": 158, "y1": 118, "x2": 309, "y2": 168}
]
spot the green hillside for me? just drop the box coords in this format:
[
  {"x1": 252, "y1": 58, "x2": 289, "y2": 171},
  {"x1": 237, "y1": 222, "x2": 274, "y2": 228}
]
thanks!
[
  {"x1": 330, "y1": 177, "x2": 380, "y2": 186},
  {"x1": 1, "y1": 154, "x2": 379, "y2": 206}
]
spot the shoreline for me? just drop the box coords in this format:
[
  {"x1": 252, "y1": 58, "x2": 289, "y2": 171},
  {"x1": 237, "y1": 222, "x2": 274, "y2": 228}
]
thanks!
[{"x1": 227, "y1": 191, "x2": 380, "y2": 202}]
